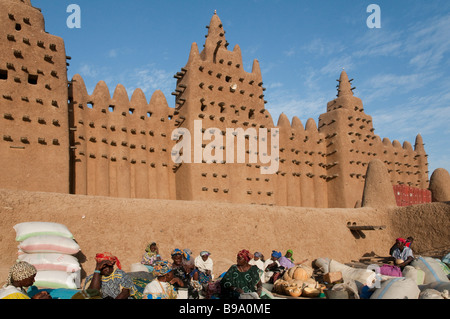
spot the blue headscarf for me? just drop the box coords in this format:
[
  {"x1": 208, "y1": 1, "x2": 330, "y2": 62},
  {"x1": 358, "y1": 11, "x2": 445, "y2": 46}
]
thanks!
[
  {"x1": 171, "y1": 248, "x2": 191, "y2": 261},
  {"x1": 271, "y1": 251, "x2": 282, "y2": 258},
  {"x1": 152, "y1": 260, "x2": 172, "y2": 277}
]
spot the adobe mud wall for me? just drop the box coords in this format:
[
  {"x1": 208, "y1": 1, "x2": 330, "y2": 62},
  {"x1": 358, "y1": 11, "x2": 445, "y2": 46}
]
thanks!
[
  {"x1": 67, "y1": 13, "x2": 429, "y2": 208},
  {"x1": 0, "y1": 0, "x2": 70, "y2": 193},
  {"x1": 0, "y1": 1, "x2": 431, "y2": 209},
  {"x1": 0, "y1": 188, "x2": 448, "y2": 284}
]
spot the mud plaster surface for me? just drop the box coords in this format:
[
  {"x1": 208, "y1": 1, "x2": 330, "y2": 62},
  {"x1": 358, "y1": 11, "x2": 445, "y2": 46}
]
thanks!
[{"x1": 0, "y1": 189, "x2": 448, "y2": 286}]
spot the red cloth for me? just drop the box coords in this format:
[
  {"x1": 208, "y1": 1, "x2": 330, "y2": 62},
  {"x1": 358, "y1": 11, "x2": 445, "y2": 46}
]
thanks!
[
  {"x1": 237, "y1": 250, "x2": 252, "y2": 262},
  {"x1": 95, "y1": 252, "x2": 122, "y2": 270}
]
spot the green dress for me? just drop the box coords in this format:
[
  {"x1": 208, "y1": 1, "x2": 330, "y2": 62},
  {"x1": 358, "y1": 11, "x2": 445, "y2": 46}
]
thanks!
[{"x1": 220, "y1": 265, "x2": 262, "y2": 299}]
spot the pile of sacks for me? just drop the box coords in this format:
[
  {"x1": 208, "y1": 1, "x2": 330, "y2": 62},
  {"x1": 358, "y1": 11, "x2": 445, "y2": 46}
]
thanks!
[
  {"x1": 272, "y1": 264, "x2": 326, "y2": 298},
  {"x1": 314, "y1": 255, "x2": 450, "y2": 299},
  {"x1": 13, "y1": 222, "x2": 81, "y2": 290}
]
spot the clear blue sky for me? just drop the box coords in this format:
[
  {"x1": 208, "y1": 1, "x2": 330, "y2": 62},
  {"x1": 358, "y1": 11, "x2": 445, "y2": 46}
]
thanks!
[{"x1": 34, "y1": 0, "x2": 450, "y2": 176}]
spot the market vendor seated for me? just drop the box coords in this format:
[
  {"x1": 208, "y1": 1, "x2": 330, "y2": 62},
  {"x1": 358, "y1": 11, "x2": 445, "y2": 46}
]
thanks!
[{"x1": 390, "y1": 238, "x2": 414, "y2": 268}]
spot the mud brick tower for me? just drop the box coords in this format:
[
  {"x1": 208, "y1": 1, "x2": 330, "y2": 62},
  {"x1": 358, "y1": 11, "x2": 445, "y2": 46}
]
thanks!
[
  {"x1": 172, "y1": 12, "x2": 277, "y2": 205},
  {"x1": 0, "y1": 3, "x2": 432, "y2": 208},
  {"x1": 0, "y1": 0, "x2": 70, "y2": 193},
  {"x1": 318, "y1": 70, "x2": 429, "y2": 207}
]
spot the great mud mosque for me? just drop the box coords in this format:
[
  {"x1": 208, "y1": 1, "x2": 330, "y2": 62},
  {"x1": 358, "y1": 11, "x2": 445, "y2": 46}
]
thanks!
[{"x1": 1, "y1": 0, "x2": 448, "y2": 208}]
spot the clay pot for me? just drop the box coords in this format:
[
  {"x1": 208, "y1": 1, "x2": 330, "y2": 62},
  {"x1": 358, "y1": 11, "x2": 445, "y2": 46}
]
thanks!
[
  {"x1": 288, "y1": 287, "x2": 302, "y2": 298},
  {"x1": 288, "y1": 279, "x2": 305, "y2": 287},
  {"x1": 273, "y1": 279, "x2": 289, "y2": 294},
  {"x1": 293, "y1": 268, "x2": 310, "y2": 281},
  {"x1": 302, "y1": 287, "x2": 321, "y2": 298},
  {"x1": 303, "y1": 278, "x2": 318, "y2": 288},
  {"x1": 287, "y1": 265, "x2": 313, "y2": 281},
  {"x1": 282, "y1": 271, "x2": 291, "y2": 281}
]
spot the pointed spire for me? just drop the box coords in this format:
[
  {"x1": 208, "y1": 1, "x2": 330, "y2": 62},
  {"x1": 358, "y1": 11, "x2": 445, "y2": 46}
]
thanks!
[
  {"x1": 252, "y1": 59, "x2": 261, "y2": 75},
  {"x1": 233, "y1": 44, "x2": 244, "y2": 67},
  {"x1": 362, "y1": 160, "x2": 397, "y2": 208},
  {"x1": 414, "y1": 134, "x2": 425, "y2": 153},
  {"x1": 205, "y1": 11, "x2": 226, "y2": 48},
  {"x1": 337, "y1": 69, "x2": 354, "y2": 97},
  {"x1": 187, "y1": 42, "x2": 200, "y2": 64}
]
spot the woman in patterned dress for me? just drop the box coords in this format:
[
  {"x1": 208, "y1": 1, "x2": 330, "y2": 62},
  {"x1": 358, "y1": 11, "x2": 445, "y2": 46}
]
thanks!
[
  {"x1": 84, "y1": 252, "x2": 140, "y2": 299},
  {"x1": 0, "y1": 261, "x2": 51, "y2": 299},
  {"x1": 220, "y1": 250, "x2": 263, "y2": 299},
  {"x1": 143, "y1": 261, "x2": 182, "y2": 299}
]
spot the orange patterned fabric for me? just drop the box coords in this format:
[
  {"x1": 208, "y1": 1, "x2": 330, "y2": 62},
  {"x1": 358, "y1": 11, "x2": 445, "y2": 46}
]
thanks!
[{"x1": 95, "y1": 252, "x2": 122, "y2": 269}]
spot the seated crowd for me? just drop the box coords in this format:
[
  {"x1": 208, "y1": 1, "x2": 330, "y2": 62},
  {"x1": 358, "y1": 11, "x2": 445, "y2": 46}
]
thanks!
[{"x1": 0, "y1": 236, "x2": 420, "y2": 299}]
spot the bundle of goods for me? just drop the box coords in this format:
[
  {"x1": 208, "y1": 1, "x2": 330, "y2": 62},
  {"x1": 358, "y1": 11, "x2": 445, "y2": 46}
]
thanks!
[
  {"x1": 402, "y1": 265, "x2": 425, "y2": 285},
  {"x1": 314, "y1": 256, "x2": 450, "y2": 299},
  {"x1": 13, "y1": 222, "x2": 81, "y2": 290},
  {"x1": 411, "y1": 256, "x2": 450, "y2": 285},
  {"x1": 411, "y1": 256, "x2": 450, "y2": 295},
  {"x1": 370, "y1": 277, "x2": 420, "y2": 299},
  {"x1": 272, "y1": 265, "x2": 325, "y2": 298},
  {"x1": 314, "y1": 257, "x2": 377, "y2": 288}
]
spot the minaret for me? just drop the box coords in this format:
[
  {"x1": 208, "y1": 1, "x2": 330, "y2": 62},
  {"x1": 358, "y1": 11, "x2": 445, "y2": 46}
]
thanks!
[
  {"x1": 337, "y1": 69, "x2": 354, "y2": 97},
  {"x1": 414, "y1": 134, "x2": 429, "y2": 189},
  {"x1": 319, "y1": 69, "x2": 430, "y2": 208},
  {"x1": 172, "y1": 11, "x2": 275, "y2": 205},
  {"x1": 319, "y1": 70, "x2": 377, "y2": 208},
  {"x1": 0, "y1": 0, "x2": 70, "y2": 193}
]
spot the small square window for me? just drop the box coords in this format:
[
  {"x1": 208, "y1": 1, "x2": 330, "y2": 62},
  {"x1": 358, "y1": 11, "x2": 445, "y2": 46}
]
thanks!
[
  {"x1": 0, "y1": 69, "x2": 7, "y2": 80},
  {"x1": 28, "y1": 74, "x2": 38, "y2": 85}
]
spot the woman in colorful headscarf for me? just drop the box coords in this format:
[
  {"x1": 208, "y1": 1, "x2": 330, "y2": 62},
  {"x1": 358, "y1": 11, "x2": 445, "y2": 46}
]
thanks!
[
  {"x1": 84, "y1": 252, "x2": 140, "y2": 299},
  {"x1": 278, "y1": 250, "x2": 308, "y2": 271},
  {"x1": 195, "y1": 251, "x2": 214, "y2": 277},
  {"x1": 0, "y1": 261, "x2": 51, "y2": 299},
  {"x1": 194, "y1": 251, "x2": 214, "y2": 282},
  {"x1": 143, "y1": 261, "x2": 180, "y2": 299},
  {"x1": 249, "y1": 252, "x2": 265, "y2": 271},
  {"x1": 141, "y1": 242, "x2": 160, "y2": 266},
  {"x1": 171, "y1": 248, "x2": 190, "y2": 289},
  {"x1": 262, "y1": 251, "x2": 283, "y2": 283},
  {"x1": 285, "y1": 249, "x2": 295, "y2": 262},
  {"x1": 220, "y1": 250, "x2": 263, "y2": 299}
]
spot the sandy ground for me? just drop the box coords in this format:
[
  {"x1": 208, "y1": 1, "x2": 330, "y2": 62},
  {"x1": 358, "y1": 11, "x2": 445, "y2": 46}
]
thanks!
[{"x1": 0, "y1": 188, "x2": 449, "y2": 286}]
